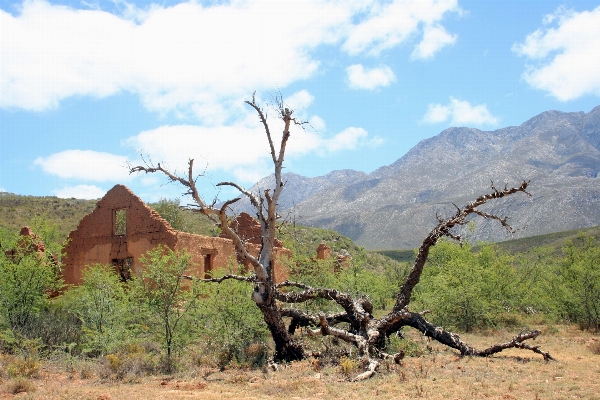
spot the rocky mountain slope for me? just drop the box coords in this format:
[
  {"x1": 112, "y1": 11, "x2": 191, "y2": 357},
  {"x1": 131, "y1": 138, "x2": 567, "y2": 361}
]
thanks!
[{"x1": 239, "y1": 106, "x2": 600, "y2": 250}]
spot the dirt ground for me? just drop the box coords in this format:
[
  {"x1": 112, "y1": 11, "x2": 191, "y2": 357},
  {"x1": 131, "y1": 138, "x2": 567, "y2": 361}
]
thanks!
[{"x1": 1, "y1": 325, "x2": 599, "y2": 400}]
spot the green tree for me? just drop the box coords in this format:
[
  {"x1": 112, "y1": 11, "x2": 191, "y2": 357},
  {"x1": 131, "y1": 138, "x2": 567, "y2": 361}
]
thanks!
[
  {"x1": 64, "y1": 264, "x2": 128, "y2": 355},
  {"x1": 413, "y1": 241, "x2": 523, "y2": 332},
  {"x1": 149, "y1": 198, "x2": 220, "y2": 237},
  {"x1": 150, "y1": 198, "x2": 190, "y2": 232},
  {"x1": 132, "y1": 245, "x2": 197, "y2": 372},
  {"x1": 0, "y1": 233, "x2": 60, "y2": 333},
  {"x1": 194, "y1": 268, "x2": 270, "y2": 368},
  {"x1": 553, "y1": 235, "x2": 600, "y2": 330}
]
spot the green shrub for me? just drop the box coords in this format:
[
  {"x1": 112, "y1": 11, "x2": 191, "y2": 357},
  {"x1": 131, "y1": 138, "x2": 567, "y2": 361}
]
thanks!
[
  {"x1": 551, "y1": 235, "x2": 600, "y2": 331},
  {"x1": 131, "y1": 245, "x2": 198, "y2": 372},
  {"x1": 386, "y1": 332, "x2": 428, "y2": 358},
  {"x1": 62, "y1": 264, "x2": 128, "y2": 356},
  {"x1": 412, "y1": 241, "x2": 526, "y2": 332},
  {"x1": 100, "y1": 342, "x2": 159, "y2": 381},
  {"x1": 0, "y1": 239, "x2": 60, "y2": 333},
  {"x1": 193, "y1": 268, "x2": 270, "y2": 369}
]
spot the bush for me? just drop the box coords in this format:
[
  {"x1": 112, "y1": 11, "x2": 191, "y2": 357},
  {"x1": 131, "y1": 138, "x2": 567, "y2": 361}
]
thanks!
[
  {"x1": 412, "y1": 241, "x2": 525, "y2": 332},
  {"x1": 131, "y1": 246, "x2": 197, "y2": 372},
  {"x1": 0, "y1": 240, "x2": 60, "y2": 333},
  {"x1": 386, "y1": 332, "x2": 428, "y2": 358},
  {"x1": 193, "y1": 268, "x2": 270, "y2": 369},
  {"x1": 99, "y1": 342, "x2": 159, "y2": 381},
  {"x1": 5, "y1": 377, "x2": 36, "y2": 394},
  {"x1": 551, "y1": 235, "x2": 600, "y2": 331},
  {"x1": 3, "y1": 337, "x2": 42, "y2": 378},
  {"x1": 339, "y1": 355, "x2": 358, "y2": 376},
  {"x1": 62, "y1": 264, "x2": 128, "y2": 356}
]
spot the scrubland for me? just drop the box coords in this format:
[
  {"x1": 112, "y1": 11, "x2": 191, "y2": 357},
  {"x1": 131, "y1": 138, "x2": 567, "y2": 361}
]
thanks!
[{"x1": 2, "y1": 324, "x2": 598, "y2": 400}]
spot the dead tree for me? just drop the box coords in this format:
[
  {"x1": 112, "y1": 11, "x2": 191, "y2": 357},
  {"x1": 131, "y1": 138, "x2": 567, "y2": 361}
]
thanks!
[
  {"x1": 130, "y1": 93, "x2": 305, "y2": 361},
  {"x1": 129, "y1": 95, "x2": 553, "y2": 378}
]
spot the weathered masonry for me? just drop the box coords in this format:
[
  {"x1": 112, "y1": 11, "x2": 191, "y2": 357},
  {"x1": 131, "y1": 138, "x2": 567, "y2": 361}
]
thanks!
[{"x1": 61, "y1": 184, "x2": 290, "y2": 286}]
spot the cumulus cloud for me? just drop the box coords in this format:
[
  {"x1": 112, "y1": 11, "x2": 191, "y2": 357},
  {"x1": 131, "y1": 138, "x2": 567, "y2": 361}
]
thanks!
[
  {"x1": 343, "y1": 0, "x2": 459, "y2": 56},
  {"x1": 1, "y1": 0, "x2": 459, "y2": 116},
  {"x1": 31, "y1": 87, "x2": 381, "y2": 185},
  {"x1": 284, "y1": 90, "x2": 315, "y2": 112},
  {"x1": 512, "y1": 6, "x2": 600, "y2": 101},
  {"x1": 126, "y1": 124, "x2": 271, "y2": 174},
  {"x1": 422, "y1": 97, "x2": 499, "y2": 126},
  {"x1": 125, "y1": 122, "x2": 380, "y2": 183},
  {"x1": 53, "y1": 185, "x2": 106, "y2": 199},
  {"x1": 34, "y1": 150, "x2": 131, "y2": 181},
  {"x1": 309, "y1": 115, "x2": 326, "y2": 132},
  {"x1": 411, "y1": 23, "x2": 457, "y2": 60},
  {"x1": 346, "y1": 64, "x2": 396, "y2": 90},
  {"x1": 0, "y1": 1, "x2": 337, "y2": 116}
]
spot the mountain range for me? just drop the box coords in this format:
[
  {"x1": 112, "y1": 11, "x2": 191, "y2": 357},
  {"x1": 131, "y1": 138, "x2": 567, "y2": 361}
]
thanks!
[{"x1": 232, "y1": 106, "x2": 600, "y2": 250}]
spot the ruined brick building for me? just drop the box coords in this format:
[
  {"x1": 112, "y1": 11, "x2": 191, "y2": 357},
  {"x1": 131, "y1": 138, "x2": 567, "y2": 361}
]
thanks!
[
  {"x1": 61, "y1": 184, "x2": 290, "y2": 286},
  {"x1": 3, "y1": 226, "x2": 47, "y2": 257}
]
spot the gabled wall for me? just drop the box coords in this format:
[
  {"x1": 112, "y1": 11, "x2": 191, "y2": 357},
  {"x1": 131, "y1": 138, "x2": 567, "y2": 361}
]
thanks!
[
  {"x1": 62, "y1": 185, "x2": 178, "y2": 285},
  {"x1": 61, "y1": 184, "x2": 289, "y2": 286}
]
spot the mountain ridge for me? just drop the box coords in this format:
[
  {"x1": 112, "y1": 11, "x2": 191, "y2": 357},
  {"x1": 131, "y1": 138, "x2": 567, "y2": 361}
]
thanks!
[{"x1": 239, "y1": 106, "x2": 600, "y2": 249}]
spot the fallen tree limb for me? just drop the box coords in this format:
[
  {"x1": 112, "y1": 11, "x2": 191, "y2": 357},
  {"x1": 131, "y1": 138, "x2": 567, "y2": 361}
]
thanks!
[
  {"x1": 400, "y1": 311, "x2": 554, "y2": 361},
  {"x1": 181, "y1": 273, "x2": 256, "y2": 283}
]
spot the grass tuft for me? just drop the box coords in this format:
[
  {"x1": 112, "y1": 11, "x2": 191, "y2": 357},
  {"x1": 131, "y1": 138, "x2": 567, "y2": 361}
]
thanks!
[
  {"x1": 587, "y1": 338, "x2": 600, "y2": 355},
  {"x1": 5, "y1": 377, "x2": 36, "y2": 394}
]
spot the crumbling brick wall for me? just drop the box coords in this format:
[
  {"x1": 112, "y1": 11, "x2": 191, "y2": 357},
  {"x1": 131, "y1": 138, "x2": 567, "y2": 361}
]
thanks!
[
  {"x1": 218, "y1": 212, "x2": 289, "y2": 281},
  {"x1": 3, "y1": 226, "x2": 47, "y2": 259},
  {"x1": 62, "y1": 185, "x2": 290, "y2": 286},
  {"x1": 62, "y1": 185, "x2": 178, "y2": 285}
]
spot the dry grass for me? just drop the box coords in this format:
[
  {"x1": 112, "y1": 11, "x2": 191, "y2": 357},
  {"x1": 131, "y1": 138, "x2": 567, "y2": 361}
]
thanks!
[
  {"x1": 1, "y1": 325, "x2": 598, "y2": 399},
  {"x1": 3, "y1": 377, "x2": 36, "y2": 395}
]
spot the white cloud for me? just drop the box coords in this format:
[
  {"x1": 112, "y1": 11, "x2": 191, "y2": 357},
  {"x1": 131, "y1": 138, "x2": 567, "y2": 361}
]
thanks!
[
  {"x1": 309, "y1": 116, "x2": 326, "y2": 132},
  {"x1": 343, "y1": 0, "x2": 459, "y2": 56},
  {"x1": 126, "y1": 122, "x2": 380, "y2": 183},
  {"x1": 139, "y1": 175, "x2": 161, "y2": 187},
  {"x1": 422, "y1": 98, "x2": 499, "y2": 126},
  {"x1": 54, "y1": 185, "x2": 105, "y2": 199},
  {"x1": 0, "y1": 0, "x2": 341, "y2": 116},
  {"x1": 346, "y1": 64, "x2": 396, "y2": 90},
  {"x1": 512, "y1": 6, "x2": 600, "y2": 101},
  {"x1": 232, "y1": 163, "x2": 272, "y2": 185},
  {"x1": 126, "y1": 124, "x2": 270, "y2": 174},
  {"x1": 284, "y1": 90, "x2": 315, "y2": 112},
  {"x1": 411, "y1": 23, "x2": 457, "y2": 60},
  {"x1": 34, "y1": 150, "x2": 131, "y2": 181},
  {"x1": 323, "y1": 127, "x2": 369, "y2": 152},
  {"x1": 0, "y1": 187, "x2": 6, "y2": 193},
  {"x1": 1, "y1": 0, "x2": 459, "y2": 116},
  {"x1": 422, "y1": 103, "x2": 451, "y2": 123}
]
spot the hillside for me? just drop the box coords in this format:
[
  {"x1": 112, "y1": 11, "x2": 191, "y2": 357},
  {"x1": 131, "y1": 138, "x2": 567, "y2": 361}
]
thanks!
[
  {"x1": 0, "y1": 192, "x2": 404, "y2": 274},
  {"x1": 241, "y1": 106, "x2": 600, "y2": 249},
  {"x1": 376, "y1": 225, "x2": 600, "y2": 263},
  {"x1": 493, "y1": 224, "x2": 600, "y2": 254},
  {"x1": 3, "y1": 105, "x2": 599, "y2": 252},
  {"x1": 0, "y1": 193, "x2": 215, "y2": 243},
  {"x1": 0, "y1": 192, "x2": 97, "y2": 240}
]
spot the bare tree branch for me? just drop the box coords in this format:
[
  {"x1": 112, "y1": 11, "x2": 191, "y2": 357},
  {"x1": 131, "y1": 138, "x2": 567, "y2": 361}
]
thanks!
[
  {"x1": 182, "y1": 273, "x2": 256, "y2": 284},
  {"x1": 391, "y1": 180, "x2": 531, "y2": 315}
]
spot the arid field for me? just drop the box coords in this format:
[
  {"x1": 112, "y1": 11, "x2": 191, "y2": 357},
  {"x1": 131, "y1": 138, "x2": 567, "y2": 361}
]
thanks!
[{"x1": 2, "y1": 324, "x2": 598, "y2": 400}]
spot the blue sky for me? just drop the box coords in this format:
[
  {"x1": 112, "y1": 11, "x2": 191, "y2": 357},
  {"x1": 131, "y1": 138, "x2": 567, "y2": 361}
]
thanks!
[{"x1": 1, "y1": 0, "x2": 600, "y2": 203}]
